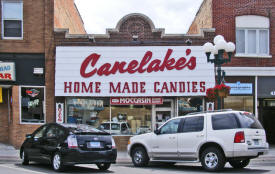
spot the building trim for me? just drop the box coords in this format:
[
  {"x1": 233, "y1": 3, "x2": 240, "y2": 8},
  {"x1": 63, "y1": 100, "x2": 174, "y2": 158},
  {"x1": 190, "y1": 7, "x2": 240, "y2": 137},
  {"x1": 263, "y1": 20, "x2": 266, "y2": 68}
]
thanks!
[{"x1": 223, "y1": 67, "x2": 275, "y2": 76}]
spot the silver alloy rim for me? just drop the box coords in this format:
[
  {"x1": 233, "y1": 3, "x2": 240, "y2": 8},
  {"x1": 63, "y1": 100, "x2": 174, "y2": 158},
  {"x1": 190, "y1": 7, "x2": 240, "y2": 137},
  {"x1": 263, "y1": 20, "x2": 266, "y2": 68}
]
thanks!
[
  {"x1": 205, "y1": 152, "x2": 218, "y2": 169},
  {"x1": 53, "y1": 154, "x2": 61, "y2": 170},
  {"x1": 98, "y1": 163, "x2": 104, "y2": 167},
  {"x1": 134, "y1": 151, "x2": 142, "y2": 164}
]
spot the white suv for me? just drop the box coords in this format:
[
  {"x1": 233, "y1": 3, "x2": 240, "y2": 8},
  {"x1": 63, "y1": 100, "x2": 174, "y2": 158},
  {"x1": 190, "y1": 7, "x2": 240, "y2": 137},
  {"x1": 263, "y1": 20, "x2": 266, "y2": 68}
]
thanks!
[{"x1": 127, "y1": 110, "x2": 269, "y2": 172}]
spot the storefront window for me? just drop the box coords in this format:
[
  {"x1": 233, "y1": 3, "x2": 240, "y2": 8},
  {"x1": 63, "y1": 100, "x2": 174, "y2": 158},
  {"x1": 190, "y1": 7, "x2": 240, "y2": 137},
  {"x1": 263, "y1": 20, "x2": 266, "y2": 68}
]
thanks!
[
  {"x1": 21, "y1": 87, "x2": 45, "y2": 123},
  {"x1": 224, "y1": 96, "x2": 253, "y2": 113},
  {"x1": 66, "y1": 98, "x2": 109, "y2": 128},
  {"x1": 178, "y1": 97, "x2": 203, "y2": 116},
  {"x1": 110, "y1": 105, "x2": 152, "y2": 135},
  {"x1": 66, "y1": 98, "x2": 152, "y2": 135}
]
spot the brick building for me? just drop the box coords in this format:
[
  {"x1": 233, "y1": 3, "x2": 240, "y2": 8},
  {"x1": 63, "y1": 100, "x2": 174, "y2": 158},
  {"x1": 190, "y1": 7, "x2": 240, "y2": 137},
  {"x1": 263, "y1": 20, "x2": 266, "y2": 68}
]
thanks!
[
  {"x1": 188, "y1": 0, "x2": 275, "y2": 144},
  {"x1": 53, "y1": 13, "x2": 217, "y2": 150},
  {"x1": 0, "y1": 0, "x2": 85, "y2": 148}
]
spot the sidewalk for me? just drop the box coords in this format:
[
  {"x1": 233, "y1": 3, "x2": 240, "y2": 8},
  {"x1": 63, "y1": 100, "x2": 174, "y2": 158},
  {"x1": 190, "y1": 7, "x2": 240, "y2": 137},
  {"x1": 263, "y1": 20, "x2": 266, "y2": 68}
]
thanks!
[{"x1": 0, "y1": 143, "x2": 274, "y2": 163}]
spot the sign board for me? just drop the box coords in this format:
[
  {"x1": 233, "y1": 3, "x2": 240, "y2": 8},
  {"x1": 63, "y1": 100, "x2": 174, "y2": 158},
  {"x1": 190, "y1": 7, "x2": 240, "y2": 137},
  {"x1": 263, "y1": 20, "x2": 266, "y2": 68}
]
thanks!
[
  {"x1": 110, "y1": 97, "x2": 163, "y2": 105},
  {"x1": 0, "y1": 62, "x2": 15, "y2": 81},
  {"x1": 55, "y1": 46, "x2": 215, "y2": 97},
  {"x1": 206, "y1": 102, "x2": 214, "y2": 111},
  {"x1": 56, "y1": 103, "x2": 64, "y2": 123},
  {"x1": 226, "y1": 82, "x2": 253, "y2": 95}
]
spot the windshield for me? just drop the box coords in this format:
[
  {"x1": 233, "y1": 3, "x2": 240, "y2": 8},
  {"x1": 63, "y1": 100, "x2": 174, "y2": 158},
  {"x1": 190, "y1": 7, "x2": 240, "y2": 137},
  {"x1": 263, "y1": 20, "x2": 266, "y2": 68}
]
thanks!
[{"x1": 236, "y1": 112, "x2": 263, "y2": 129}]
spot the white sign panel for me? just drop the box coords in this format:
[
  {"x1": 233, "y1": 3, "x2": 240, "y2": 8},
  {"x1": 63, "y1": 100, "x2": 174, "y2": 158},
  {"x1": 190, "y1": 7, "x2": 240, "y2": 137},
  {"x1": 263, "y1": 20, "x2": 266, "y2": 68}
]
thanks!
[
  {"x1": 56, "y1": 103, "x2": 64, "y2": 123},
  {"x1": 0, "y1": 62, "x2": 15, "y2": 81},
  {"x1": 55, "y1": 46, "x2": 215, "y2": 97}
]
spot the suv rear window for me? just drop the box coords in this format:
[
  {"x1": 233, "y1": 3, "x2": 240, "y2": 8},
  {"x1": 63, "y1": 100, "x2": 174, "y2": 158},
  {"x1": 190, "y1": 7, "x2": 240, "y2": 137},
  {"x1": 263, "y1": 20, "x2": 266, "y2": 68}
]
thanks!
[
  {"x1": 236, "y1": 112, "x2": 263, "y2": 129},
  {"x1": 212, "y1": 113, "x2": 239, "y2": 130},
  {"x1": 212, "y1": 112, "x2": 263, "y2": 130}
]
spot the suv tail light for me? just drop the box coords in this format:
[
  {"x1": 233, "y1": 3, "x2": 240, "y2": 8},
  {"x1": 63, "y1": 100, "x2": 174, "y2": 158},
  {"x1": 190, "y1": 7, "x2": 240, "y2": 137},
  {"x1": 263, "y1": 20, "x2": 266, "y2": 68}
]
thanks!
[
  {"x1": 111, "y1": 137, "x2": 116, "y2": 149},
  {"x1": 67, "y1": 135, "x2": 78, "y2": 148},
  {"x1": 234, "y1": 131, "x2": 245, "y2": 143}
]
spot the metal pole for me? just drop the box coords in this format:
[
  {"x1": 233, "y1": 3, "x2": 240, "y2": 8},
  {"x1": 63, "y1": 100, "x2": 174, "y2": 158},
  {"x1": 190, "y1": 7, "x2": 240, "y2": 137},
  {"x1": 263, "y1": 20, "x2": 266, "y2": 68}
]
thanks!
[{"x1": 217, "y1": 66, "x2": 222, "y2": 110}]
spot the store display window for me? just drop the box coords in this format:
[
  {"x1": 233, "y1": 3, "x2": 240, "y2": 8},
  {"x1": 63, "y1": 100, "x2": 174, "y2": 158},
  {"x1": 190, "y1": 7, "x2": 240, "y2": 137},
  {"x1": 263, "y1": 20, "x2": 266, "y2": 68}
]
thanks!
[
  {"x1": 110, "y1": 105, "x2": 152, "y2": 135},
  {"x1": 178, "y1": 97, "x2": 203, "y2": 116},
  {"x1": 66, "y1": 98, "x2": 152, "y2": 135},
  {"x1": 66, "y1": 98, "x2": 109, "y2": 128},
  {"x1": 21, "y1": 87, "x2": 45, "y2": 123},
  {"x1": 224, "y1": 96, "x2": 253, "y2": 113}
]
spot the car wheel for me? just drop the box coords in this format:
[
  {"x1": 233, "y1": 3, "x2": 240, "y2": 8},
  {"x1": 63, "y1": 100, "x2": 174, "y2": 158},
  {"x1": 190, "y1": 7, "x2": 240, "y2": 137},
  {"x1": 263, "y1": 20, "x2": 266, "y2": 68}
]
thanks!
[
  {"x1": 229, "y1": 159, "x2": 250, "y2": 169},
  {"x1": 96, "y1": 163, "x2": 111, "y2": 170},
  {"x1": 21, "y1": 149, "x2": 29, "y2": 165},
  {"x1": 52, "y1": 152, "x2": 64, "y2": 172},
  {"x1": 200, "y1": 147, "x2": 225, "y2": 172},
  {"x1": 131, "y1": 146, "x2": 149, "y2": 167}
]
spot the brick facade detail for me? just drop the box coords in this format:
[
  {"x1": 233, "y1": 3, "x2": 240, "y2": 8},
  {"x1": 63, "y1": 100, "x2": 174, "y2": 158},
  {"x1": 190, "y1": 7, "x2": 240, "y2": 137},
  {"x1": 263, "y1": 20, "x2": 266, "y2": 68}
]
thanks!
[
  {"x1": 54, "y1": 0, "x2": 86, "y2": 34},
  {"x1": 188, "y1": 0, "x2": 213, "y2": 35}
]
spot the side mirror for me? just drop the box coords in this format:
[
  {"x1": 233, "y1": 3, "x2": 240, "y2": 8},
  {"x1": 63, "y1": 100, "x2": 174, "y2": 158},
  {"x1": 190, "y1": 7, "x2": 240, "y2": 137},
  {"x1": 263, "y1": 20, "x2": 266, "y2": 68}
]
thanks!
[
  {"x1": 154, "y1": 129, "x2": 160, "y2": 135},
  {"x1": 26, "y1": 134, "x2": 32, "y2": 139}
]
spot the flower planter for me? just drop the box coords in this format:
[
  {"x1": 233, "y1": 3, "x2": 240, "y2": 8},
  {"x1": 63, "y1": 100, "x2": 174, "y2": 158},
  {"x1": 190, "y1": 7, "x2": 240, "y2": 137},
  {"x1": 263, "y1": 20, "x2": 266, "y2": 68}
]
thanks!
[{"x1": 218, "y1": 91, "x2": 227, "y2": 97}]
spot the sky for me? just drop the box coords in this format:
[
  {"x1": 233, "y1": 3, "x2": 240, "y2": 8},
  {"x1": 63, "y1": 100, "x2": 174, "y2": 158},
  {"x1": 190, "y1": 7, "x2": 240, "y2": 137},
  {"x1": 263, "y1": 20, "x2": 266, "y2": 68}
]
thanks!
[{"x1": 74, "y1": 0, "x2": 204, "y2": 34}]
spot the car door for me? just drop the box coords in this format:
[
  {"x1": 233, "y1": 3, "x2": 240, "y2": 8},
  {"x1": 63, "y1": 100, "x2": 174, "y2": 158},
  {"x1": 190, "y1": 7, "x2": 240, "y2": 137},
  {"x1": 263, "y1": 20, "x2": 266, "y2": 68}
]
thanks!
[
  {"x1": 151, "y1": 118, "x2": 181, "y2": 159},
  {"x1": 41, "y1": 125, "x2": 66, "y2": 162},
  {"x1": 177, "y1": 116, "x2": 206, "y2": 160},
  {"x1": 27, "y1": 125, "x2": 48, "y2": 160}
]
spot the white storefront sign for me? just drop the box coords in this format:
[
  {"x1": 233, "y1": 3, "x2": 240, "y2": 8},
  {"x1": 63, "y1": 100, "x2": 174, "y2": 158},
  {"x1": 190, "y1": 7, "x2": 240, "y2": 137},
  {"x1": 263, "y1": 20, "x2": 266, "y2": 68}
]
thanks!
[
  {"x1": 0, "y1": 62, "x2": 15, "y2": 81},
  {"x1": 56, "y1": 103, "x2": 64, "y2": 123},
  {"x1": 55, "y1": 46, "x2": 215, "y2": 97}
]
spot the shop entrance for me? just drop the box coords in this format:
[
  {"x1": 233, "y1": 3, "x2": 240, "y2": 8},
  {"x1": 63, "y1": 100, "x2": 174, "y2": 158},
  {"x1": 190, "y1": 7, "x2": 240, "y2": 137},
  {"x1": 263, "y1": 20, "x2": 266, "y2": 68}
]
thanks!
[
  {"x1": 153, "y1": 99, "x2": 174, "y2": 130},
  {"x1": 259, "y1": 99, "x2": 275, "y2": 144}
]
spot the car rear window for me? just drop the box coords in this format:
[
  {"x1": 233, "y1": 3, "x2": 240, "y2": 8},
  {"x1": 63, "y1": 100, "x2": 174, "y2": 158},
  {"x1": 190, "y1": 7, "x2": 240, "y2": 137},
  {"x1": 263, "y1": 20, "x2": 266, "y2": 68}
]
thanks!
[
  {"x1": 212, "y1": 113, "x2": 239, "y2": 130},
  {"x1": 62, "y1": 124, "x2": 108, "y2": 134},
  {"x1": 236, "y1": 112, "x2": 263, "y2": 129}
]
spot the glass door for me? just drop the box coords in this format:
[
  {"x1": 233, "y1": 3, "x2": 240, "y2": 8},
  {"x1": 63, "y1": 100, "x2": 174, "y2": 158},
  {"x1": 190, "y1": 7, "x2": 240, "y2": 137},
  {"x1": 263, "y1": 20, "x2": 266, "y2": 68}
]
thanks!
[{"x1": 152, "y1": 99, "x2": 174, "y2": 130}]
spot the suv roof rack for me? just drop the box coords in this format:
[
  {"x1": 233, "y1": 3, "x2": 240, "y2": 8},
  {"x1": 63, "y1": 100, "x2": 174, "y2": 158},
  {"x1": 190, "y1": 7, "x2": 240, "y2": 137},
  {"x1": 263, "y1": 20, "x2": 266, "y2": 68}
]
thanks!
[{"x1": 185, "y1": 109, "x2": 233, "y2": 116}]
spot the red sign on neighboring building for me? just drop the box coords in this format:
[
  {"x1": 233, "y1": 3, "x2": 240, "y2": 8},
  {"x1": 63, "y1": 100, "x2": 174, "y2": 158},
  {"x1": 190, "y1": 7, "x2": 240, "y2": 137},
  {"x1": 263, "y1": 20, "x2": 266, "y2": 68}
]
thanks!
[{"x1": 110, "y1": 97, "x2": 163, "y2": 105}]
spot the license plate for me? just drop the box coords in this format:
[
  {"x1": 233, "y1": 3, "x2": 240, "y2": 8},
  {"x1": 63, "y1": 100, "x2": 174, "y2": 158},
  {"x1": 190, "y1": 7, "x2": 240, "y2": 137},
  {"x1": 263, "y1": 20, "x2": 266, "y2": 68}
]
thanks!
[
  {"x1": 253, "y1": 139, "x2": 259, "y2": 145},
  {"x1": 88, "y1": 142, "x2": 101, "y2": 148}
]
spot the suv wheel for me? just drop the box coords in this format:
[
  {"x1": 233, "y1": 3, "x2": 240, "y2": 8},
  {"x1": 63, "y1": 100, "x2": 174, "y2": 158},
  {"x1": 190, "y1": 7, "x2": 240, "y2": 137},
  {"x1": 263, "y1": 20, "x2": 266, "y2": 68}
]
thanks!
[
  {"x1": 131, "y1": 147, "x2": 149, "y2": 167},
  {"x1": 21, "y1": 149, "x2": 29, "y2": 165},
  {"x1": 200, "y1": 147, "x2": 225, "y2": 172},
  {"x1": 229, "y1": 159, "x2": 250, "y2": 169},
  {"x1": 96, "y1": 163, "x2": 111, "y2": 170},
  {"x1": 52, "y1": 152, "x2": 64, "y2": 172}
]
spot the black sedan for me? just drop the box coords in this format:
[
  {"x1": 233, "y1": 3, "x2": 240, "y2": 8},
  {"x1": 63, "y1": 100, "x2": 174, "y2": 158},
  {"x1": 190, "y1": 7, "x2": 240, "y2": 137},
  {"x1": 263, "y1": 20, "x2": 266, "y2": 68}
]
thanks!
[{"x1": 20, "y1": 123, "x2": 117, "y2": 172}]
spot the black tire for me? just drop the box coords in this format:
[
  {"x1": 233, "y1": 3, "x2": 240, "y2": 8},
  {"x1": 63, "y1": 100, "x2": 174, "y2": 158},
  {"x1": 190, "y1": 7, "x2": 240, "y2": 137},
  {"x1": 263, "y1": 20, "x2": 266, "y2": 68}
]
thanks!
[
  {"x1": 200, "y1": 147, "x2": 226, "y2": 172},
  {"x1": 131, "y1": 146, "x2": 149, "y2": 167},
  {"x1": 52, "y1": 152, "x2": 65, "y2": 172},
  {"x1": 229, "y1": 159, "x2": 250, "y2": 169},
  {"x1": 21, "y1": 149, "x2": 29, "y2": 165},
  {"x1": 96, "y1": 163, "x2": 111, "y2": 170}
]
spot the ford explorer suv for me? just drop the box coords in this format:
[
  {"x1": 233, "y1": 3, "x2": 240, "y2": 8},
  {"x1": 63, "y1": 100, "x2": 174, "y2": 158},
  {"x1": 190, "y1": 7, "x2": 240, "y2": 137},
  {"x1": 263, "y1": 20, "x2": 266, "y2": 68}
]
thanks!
[{"x1": 127, "y1": 110, "x2": 269, "y2": 172}]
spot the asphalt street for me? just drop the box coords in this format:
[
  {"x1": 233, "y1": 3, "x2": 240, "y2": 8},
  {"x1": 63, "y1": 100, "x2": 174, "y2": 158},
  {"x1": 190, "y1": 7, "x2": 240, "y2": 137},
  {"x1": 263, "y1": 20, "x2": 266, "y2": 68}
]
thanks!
[{"x1": 0, "y1": 160, "x2": 275, "y2": 174}]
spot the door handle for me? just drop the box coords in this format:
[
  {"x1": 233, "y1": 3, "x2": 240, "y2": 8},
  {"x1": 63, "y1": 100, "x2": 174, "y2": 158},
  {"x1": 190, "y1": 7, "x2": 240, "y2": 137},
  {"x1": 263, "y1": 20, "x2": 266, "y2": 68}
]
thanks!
[
  {"x1": 169, "y1": 137, "x2": 176, "y2": 139},
  {"x1": 196, "y1": 134, "x2": 204, "y2": 137}
]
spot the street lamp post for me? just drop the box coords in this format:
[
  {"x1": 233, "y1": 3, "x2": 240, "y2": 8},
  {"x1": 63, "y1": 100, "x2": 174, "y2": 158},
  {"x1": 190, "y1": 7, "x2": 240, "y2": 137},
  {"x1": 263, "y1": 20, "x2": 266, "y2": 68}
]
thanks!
[{"x1": 203, "y1": 35, "x2": 235, "y2": 110}]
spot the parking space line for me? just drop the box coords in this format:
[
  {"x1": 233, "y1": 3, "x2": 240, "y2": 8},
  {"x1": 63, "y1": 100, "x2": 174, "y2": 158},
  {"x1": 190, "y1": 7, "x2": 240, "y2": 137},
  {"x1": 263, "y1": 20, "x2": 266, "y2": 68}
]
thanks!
[{"x1": 0, "y1": 164, "x2": 46, "y2": 174}]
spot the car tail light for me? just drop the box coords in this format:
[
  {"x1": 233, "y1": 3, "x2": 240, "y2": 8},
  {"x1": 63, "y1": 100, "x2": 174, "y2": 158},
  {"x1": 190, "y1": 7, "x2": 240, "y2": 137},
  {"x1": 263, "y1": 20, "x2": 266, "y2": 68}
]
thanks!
[
  {"x1": 111, "y1": 137, "x2": 116, "y2": 149},
  {"x1": 67, "y1": 135, "x2": 78, "y2": 148},
  {"x1": 234, "y1": 131, "x2": 245, "y2": 143}
]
